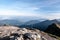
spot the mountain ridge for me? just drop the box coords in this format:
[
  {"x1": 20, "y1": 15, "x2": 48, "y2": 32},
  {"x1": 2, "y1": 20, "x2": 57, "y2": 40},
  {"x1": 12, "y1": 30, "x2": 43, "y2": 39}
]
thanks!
[{"x1": 45, "y1": 23, "x2": 60, "y2": 37}]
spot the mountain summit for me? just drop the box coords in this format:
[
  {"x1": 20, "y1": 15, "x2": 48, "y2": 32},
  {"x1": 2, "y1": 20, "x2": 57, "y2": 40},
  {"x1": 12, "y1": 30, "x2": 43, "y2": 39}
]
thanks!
[{"x1": 0, "y1": 26, "x2": 57, "y2": 40}]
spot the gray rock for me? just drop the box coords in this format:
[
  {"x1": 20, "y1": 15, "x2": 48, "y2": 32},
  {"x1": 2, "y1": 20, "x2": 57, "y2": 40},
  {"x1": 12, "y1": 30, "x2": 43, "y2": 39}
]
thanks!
[
  {"x1": 0, "y1": 26, "x2": 57, "y2": 40},
  {"x1": 23, "y1": 33, "x2": 41, "y2": 40}
]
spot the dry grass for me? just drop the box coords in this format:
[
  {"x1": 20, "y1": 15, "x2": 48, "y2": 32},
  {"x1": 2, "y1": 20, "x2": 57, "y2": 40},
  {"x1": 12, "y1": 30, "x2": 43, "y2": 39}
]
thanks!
[{"x1": 48, "y1": 33, "x2": 60, "y2": 40}]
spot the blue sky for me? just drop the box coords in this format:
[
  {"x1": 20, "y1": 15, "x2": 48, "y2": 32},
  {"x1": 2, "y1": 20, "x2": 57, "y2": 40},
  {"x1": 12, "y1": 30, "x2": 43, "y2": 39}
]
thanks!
[{"x1": 0, "y1": 0, "x2": 60, "y2": 19}]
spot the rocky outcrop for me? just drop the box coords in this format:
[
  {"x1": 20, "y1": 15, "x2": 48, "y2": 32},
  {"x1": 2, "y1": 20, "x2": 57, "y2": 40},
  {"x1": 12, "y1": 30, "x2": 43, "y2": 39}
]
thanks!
[{"x1": 0, "y1": 26, "x2": 57, "y2": 40}]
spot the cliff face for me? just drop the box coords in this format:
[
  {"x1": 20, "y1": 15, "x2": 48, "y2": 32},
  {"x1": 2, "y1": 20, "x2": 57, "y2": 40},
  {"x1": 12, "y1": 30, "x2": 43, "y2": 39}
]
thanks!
[
  {"x1": 45, "y1": 23, "x2": 60, "y2": 37},
  {"x1": 0, "y1": 26, "x2": 57, "y2": 40}
]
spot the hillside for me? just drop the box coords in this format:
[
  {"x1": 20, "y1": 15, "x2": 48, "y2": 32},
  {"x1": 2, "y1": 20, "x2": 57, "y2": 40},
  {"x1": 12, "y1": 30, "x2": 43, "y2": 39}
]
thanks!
[
  {"x1": 45, "y1": 23, "x2": 60, "y2": 37},
  {"x1": 0, "y1": 19, "x2": 24, "y2": 26},
  {"x1": 0, "y1": 26, "x2": 57, "y2": 40},
  {"x1": 21, "y1": 19, "x2": 59, "y2": 31},
  {"x1": 23, "y1": 20, "x2": 40, "y2": 25}
]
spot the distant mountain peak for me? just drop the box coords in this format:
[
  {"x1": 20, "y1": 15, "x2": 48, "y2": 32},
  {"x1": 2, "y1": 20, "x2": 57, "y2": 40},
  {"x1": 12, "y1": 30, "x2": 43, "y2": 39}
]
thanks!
[{"x1": 23, "y1": 20, "x2": 40, "y2": 25}]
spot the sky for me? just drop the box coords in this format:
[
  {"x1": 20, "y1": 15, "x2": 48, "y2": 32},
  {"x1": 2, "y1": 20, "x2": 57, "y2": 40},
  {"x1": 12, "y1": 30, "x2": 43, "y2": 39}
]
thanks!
[{"x1": 0, "y1": 0, "x2": 60, "y2": 20}]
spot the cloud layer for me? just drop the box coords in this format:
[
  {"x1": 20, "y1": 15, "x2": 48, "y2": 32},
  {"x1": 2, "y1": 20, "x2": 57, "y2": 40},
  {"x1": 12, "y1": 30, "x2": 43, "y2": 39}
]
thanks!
[{"x1": 0, "y1": 0, "x2": 60, "y2": 19}]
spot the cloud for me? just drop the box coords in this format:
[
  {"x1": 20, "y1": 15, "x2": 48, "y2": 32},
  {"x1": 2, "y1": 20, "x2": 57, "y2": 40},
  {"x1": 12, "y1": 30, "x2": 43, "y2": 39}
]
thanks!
[
  {"x1": 43, "y1": 13, "x2": 60, "y2": 20},
  {"x1": 0, "y1": 0, "x2": 60, "y2": 20},
  {"x1": 0, "y1": 9, "x2": 42, "y2": 17}
]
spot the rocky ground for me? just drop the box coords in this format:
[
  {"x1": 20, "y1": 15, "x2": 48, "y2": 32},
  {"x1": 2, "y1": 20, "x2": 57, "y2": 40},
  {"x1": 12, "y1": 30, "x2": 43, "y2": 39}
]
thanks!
[{"x1": 0, "y1": 26, "x2": 57, "y2": 40}]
